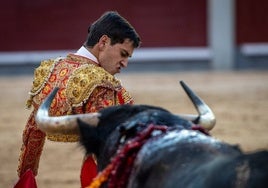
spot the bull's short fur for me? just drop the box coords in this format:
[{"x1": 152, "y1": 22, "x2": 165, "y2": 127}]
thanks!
[{"x1": 78, "y1": 104, "x2": 268, "y2": 188}]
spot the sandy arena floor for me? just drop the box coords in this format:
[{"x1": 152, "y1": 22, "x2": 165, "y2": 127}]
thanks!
[{"x1": 1, "y1": 70, "x2": 268, "y2": 187}]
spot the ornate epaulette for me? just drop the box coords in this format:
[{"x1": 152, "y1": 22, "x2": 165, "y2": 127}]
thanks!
[
  {"x1": 66, "y1": 64, "x2": 122, "y2": 107},
  {"x1": 26, "y1": 57, "x2": 62, "y2": 109}
]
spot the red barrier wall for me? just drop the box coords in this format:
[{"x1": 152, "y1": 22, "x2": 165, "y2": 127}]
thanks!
[
  {"x1": 0, "y1": 0, "x2": 267, "y2": 51},
  {"x1": 236, "y1": 0, "x2": 268, "y2": 44},
  {"x1": 1, "y1": 0, "x2": 207, "y2": 51}
]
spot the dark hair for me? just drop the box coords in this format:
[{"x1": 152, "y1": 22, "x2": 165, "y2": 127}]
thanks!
[{"x1": 84, "y1": 11, "x2": 141, "y2": 48}]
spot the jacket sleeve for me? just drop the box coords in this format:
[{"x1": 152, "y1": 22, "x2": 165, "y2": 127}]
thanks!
[{"x1": 17, "y1": 110, "x2": 46, "y2": 177}]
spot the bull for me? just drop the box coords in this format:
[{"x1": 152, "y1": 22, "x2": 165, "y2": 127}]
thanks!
[{"x1": 36, "y1": 81, "x2": 268, "y2": 188}]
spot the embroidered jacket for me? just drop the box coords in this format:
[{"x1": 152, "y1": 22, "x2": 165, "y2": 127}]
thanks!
[{"x1": 18, "y1": 54, "x2": 133, "y2": 177}]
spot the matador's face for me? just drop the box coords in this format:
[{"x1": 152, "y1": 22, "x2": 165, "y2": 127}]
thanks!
[{"x1": 98, "y1": 37, "x2": 134, "y2": 75}]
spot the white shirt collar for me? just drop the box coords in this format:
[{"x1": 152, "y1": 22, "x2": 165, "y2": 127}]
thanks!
[{"x1": 75, "y1": 46, "x2": 99, "y2": 64}]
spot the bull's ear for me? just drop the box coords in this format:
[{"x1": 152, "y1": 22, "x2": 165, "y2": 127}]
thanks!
[{"x1": 78, "y1": 118, "x2": 100, "y2": 155}]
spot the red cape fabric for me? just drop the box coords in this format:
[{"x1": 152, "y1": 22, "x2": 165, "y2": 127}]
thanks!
[
  {"x1": 80, "y1": 155, "x2": 98, "y2": 188},
  {"x1": 14, "y1": 157, "x2": 97, "y2": 188},
  {"x1": 14, "y1": 169, "x2": 37, "y2": 188}
]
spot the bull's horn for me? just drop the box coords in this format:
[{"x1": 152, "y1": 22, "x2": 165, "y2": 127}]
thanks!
[
  {"x1": 35, "y1": 87, "x2": 100, "y2": 135},
  {"x1": 178, "y1": 81, "x2": 216, "y2": 130}
]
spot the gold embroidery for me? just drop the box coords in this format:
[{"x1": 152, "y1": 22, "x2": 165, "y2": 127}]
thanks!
[
  {"x1": 66, "y1": 64, "x2": 122, "y2": 107},
  {"x1": 26, "y1": 57, "x2": 62, "y2": 109},
  {"x1": 116, "y1": 88, "x2": 133, "y2": 104},
  {"x1": 122, "y1": 91, "x2": 133, "y2": 103},
  {"x1": 47, "y1": 134, "x2": 79, "y2": 142}
]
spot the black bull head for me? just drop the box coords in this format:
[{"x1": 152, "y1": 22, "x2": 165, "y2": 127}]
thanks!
[{"x1": 36, "y1": 81, "x2": 268, "y2": 188}]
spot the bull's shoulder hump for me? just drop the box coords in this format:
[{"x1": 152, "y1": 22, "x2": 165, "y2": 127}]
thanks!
[{"x1": 66, "y1": 64, "x2": 122, "y2": 107}]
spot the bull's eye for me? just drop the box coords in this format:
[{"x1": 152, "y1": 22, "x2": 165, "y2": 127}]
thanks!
[{"x1": 118, "y1": 125, "x2": 126, "y2": 133}]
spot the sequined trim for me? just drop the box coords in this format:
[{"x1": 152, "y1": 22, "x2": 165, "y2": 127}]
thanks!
[
  {"x1": 47, "y1": 134, "x2": 79, "y2": 142},
  {"x1": 66, "y1": 64, "x2": 122, "y2": 107},
  {"x1": 116, "y1": 88, "x2": 133, "y2": 105}
]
